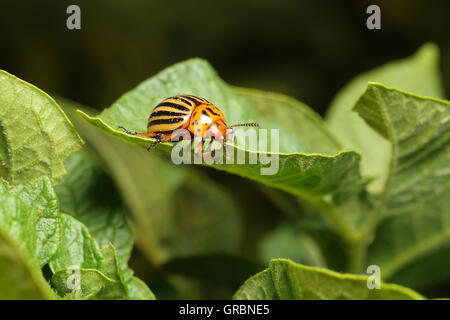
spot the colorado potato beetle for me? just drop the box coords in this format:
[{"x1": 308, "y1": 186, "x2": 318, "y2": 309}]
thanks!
[{"x1": 119, "y1": 94, "x2": 259, "y2": 157}]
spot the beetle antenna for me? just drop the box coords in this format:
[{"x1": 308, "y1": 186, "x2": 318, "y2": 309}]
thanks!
[{"x1": 230, "y1": 123, "x2": 260, "y2": 128}]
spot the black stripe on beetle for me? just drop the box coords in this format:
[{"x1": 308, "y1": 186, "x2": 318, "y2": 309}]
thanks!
[
  {"x1": 185, "y1": 95, "x2": 208, "y2": 105},
  {"x1": 148, "y1": 117, "x2": 185, "y2": 126},
  {"x1": 172, "y1": 96, "x2": 194, "y2": 106},
  {"x1": 151, "y1": 110, "x2": 187, "y2": 117},
  {"x1": 156, "y1": 102, "x2": 190, "y2": 112},
  {"x1": 206, "y1": 107, "x2": 219, "y2": 116},
  {"x1": 182, "y1": 96, "x2": 202, "y2": 106}
]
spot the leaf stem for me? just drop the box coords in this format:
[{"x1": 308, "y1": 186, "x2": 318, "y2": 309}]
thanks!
[
  {"x1": 346, "y1": 236, "x2": 371, "y2": 274},
  {"x1": 348, "y1": 90, "x2": 399, "y2": 273}
]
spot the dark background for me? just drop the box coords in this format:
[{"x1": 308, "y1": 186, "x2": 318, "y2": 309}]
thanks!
[{"x1": 1, "y1": 0, "x2": 449, "y2": 115}]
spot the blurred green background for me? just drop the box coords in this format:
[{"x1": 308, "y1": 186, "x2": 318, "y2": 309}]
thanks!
[
  {"x1": 1, "y1": 0, "x2": 450, "y2": 299},
  {"x1": 1, "y1": 0, "x2": 449, "y2": 114}
]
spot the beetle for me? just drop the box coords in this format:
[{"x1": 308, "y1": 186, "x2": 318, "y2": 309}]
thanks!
[{"x1": 119, "y1": 94, "x2": 259, "y2": 157}]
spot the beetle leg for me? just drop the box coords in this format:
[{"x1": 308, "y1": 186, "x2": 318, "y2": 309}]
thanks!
[
  {"x1": 147, "y1": 134, "x2": 165, "y2": 151},
  {"x1": 147, "y1": 139, "x2": 161, "y2": 151},
  {"x1": 201, "y1": 143, "x2": 213, "y2": 159},
  {"x1": 147, "y1": 133, "x2": 174, "y2": 151},
  {"x1": 118, "y1": 126, "x2": 157, "y2": 137},
  {"x1": 194, "y1": 140, "x2": 203, "y2": 157},
  {"x1": 118, "y1": 126, "x2": 138, "y2": 135},
  {"x1": 197, "y1": 137, "x2": 221, "y2": 159},
  {"x1": 195, "y1": 138, "x2": 217, "y2": 159}
]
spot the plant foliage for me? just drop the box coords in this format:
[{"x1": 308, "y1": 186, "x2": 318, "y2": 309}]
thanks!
[{"x1": 0, "y1": 43, "x2": 449, "y2": 299}]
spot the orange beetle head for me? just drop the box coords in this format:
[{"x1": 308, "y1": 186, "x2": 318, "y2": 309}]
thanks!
[
  {"x1": 206, "y1": 119, "x2": 228, "y2": 143},
  {"x1": 213, "y1": 121, "x2": 261, "y2": 144}
]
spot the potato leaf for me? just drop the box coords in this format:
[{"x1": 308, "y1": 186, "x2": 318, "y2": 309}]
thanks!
[
  {"x1": 0, "y1": 178, "x2": 60, "y2": 266},
  {"x1": 0, "y1": 226, "x2": 57, "y2": 300},
  {"x1": 233, "y1": 259, "x2": 422, "y2": 300},
  {"x1": 51, "y1": 268, "x2": 114, "y2": 300},
  {"x1": 327, "y1": 43, "x2": 444, "y2": 191},
  {"x1": 0, "y1": 70, "x2": 83, "y2": 185},
  {"x1": 126, "y1": 277, "x2": 157, "y2": 300},
  {"x1": 0, "y1": 178, "x2": 153, "y2": 300},
  {"x1": 49, "y1": 214, "x2": 155, "y2": 300},
  {"x1": 77, "y1": 58, "x2": 362, "y2": 202},
  {"x1": 354, "y1": 83, "x2": 450, "y2": 282},
  {"x1": 55, "y1": 151, "x2": 134, "y2": 270},
  {"x1": 0, "y1": 179, "x2": 60, "y2": 299},
  {"x1": 49, "y1": 214, "x2": 105, "y2": 273},
  {"x1": 60, "y1": 100, "x2": 243, "y2": 266}
]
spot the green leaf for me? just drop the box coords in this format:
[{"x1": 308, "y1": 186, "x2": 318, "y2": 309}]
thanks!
[
  {"x1": 59, "y1": 99, "x2": 243, "y2": 266},
  {"x1": 327, "y1": 43, "x2": 444, "y2": 192},
  {"x1": 96, "y1": 245, "x2": 156, "y2": 300},
  {"x1": 48, "y1": 213, "x2": 111, "y2": 298},
  {"x1": 353, "y1": 83, "x2": 450, "y2": 282},
  {"x1": 75, "y1": 59, "x2": 371, "y2": 271},
  {"x1": 0, "y1": 178, "x2": 60, "y2": 266},
  {"x1": 49, "y1": 214, "x2": 154, "y2": 300},
  {"x1": 0, "y1": 70, "x2": 83, "y2": 185},
  {"x1": 55, "y1": 151, "x2": 134, "y2": 269},
  {"x1": 95, "y1": 244, "x2": 128, "y2": 299},
  {"x1": 77, "y1": 59, "x2": 362, "y2": 201},
  {"x1": 49, "y1": 214, "x2": 104, "y2": 273},
  {"x1": 51, "y1": 268, "x2": 114, "y2": 300},
  {"x1": 99, "y1": 59, "x2": 341, "y2": 154},
  {"x1": 0, "y1": 225, "x2": 57, "y2": 299},
  {"x1": 98, "y1": 245, "x2": 156, "y2": 300},
  {"x1": 0, "y1": 176, "x2": 152, "y2": 300},
  {"x1": 387, "y1": 245, "x2": 450, "y2": 292},
  {"x1": 126, "y1": 277, "x2": 157, "y2": 300},
  {"x1": 233, "y1": 259, "x2": 423, "y2": 300},
  {"x1": 0, "y1": 178, "x2": 59, "y2": 299}
]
